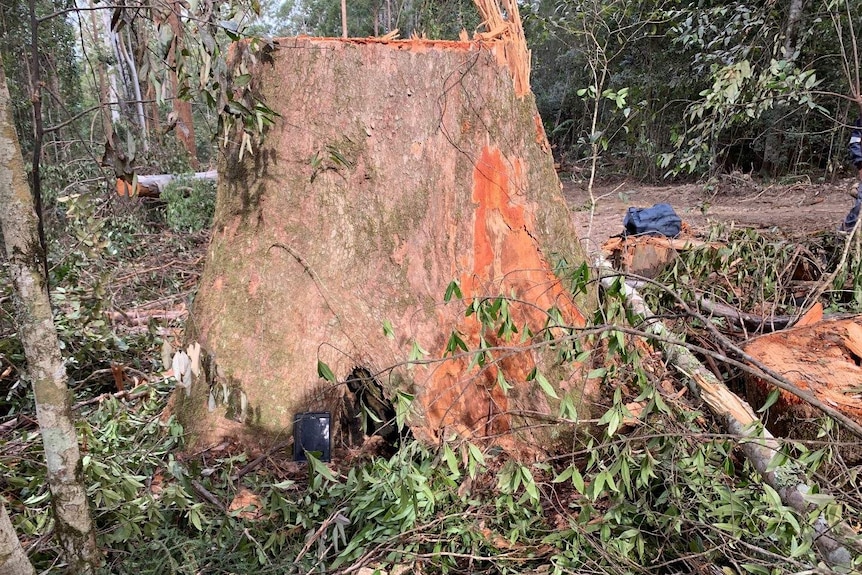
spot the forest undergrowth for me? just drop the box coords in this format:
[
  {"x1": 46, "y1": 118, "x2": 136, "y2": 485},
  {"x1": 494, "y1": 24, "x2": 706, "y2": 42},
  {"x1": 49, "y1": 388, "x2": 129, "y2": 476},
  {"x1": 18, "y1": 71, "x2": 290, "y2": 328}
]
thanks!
[{"x1": 2, "y1": 188, "x2": 862, "y2": 574}]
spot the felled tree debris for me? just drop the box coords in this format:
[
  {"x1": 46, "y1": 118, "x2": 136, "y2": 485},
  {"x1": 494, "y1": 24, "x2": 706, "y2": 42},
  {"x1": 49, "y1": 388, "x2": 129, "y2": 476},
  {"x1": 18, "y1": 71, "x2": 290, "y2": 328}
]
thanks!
[
  {"x1": 115, "y1": 170, "x2": 217, "y2": 198},
  {"x1": 601, "y1": 234, "x2": 718, "y2": 279},
  {"x1": 598, "y1": 258, "x2": 861, "y2": 567},
  {"x1": 744, "y1": 317, "x2": 862, "y2": 464}
]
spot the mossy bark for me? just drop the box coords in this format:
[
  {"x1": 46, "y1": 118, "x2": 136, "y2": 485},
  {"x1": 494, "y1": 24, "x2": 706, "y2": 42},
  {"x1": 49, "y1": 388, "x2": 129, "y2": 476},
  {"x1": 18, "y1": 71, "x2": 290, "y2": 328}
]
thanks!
[
  {"x1": 176, "y1": 37, "x2": 597, "y2": 452},
  {"x1": 0, "y1": 65, "x2": 100, "y2": 572}
]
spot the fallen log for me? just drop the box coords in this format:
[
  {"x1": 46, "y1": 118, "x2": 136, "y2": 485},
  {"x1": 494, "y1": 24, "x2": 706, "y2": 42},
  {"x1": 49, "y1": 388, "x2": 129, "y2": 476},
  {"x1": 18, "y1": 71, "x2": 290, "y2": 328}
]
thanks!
[
  {"x1": 698, "y1": 297, "x2": 823, "y2": 334},
  {"x1": 597, "y1": 259, "x2": 860, "y2": 567},
  {"x1": 107, "y1": 305, "x2": 188, "y2": 326},
  {"x1": 116, "y1": 170, "x2": 217, "y2": 198}
]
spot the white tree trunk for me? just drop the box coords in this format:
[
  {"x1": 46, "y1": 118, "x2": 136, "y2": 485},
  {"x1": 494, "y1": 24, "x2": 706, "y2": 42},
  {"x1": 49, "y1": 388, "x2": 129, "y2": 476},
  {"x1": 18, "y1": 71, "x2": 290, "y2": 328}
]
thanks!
[
  {"x1": 0, "y1": 499, "x2": 35, "y2": 575},
  {"x1": 101, "y1": 9, "x2": 125, "y2": 123},
  {"x1": 0, "y1": 63, "x2": 100, "y2": 573},
  {"x1": 118, "y1": 28, "x2": 149, "y2": 152}
]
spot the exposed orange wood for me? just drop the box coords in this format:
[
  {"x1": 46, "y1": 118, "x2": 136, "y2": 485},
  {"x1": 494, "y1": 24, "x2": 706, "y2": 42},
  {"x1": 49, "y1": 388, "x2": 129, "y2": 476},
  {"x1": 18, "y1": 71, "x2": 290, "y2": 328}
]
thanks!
[
  {"x1": 795, "y1": 301, "x2": 823, "y2": 327},
  {"x1": 744, "y1": 317, "x2": 862, "y2": 440},
  {"x1": 423, "y1": 146, "x2": 587, "y2": 437}
]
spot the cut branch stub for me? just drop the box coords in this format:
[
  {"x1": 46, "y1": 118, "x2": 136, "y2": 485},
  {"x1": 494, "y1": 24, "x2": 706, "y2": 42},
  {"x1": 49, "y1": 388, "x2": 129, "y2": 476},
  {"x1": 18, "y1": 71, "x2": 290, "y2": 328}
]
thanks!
[{"x1": 174, "y1": 37, "x2": 595, "y2": 452}]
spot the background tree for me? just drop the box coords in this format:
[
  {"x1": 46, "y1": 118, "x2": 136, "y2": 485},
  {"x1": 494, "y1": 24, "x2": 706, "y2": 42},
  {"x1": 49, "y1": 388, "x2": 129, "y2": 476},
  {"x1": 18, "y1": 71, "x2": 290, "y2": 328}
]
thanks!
[{"x1": 0, "y1": 61, "x2": 100, "y2": 573}]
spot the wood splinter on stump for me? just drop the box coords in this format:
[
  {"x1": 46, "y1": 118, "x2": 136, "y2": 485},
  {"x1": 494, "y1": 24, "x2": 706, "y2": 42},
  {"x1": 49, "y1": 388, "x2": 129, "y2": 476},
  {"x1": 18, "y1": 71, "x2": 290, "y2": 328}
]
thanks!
[{"x1": 173, "y1": 28, "x2": 598, "y2": 452}]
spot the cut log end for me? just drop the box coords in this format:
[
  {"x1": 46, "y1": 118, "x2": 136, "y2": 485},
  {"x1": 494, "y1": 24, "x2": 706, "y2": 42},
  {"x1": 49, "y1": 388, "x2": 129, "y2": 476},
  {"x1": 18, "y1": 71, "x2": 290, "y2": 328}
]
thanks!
[{"x1": 744, "y1": 317, "x2": 862, "y2": 464}]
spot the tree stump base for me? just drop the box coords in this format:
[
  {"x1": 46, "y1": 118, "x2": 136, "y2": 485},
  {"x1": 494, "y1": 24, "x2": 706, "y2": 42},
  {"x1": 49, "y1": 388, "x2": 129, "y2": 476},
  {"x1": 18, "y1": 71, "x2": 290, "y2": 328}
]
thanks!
[{"x1": 173, "y1": 37, "x2": 597, "y2": 452}]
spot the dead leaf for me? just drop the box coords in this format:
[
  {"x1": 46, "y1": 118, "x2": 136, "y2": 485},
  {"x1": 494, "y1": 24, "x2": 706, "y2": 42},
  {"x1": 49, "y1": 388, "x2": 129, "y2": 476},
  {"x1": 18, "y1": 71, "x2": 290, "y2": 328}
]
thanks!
[{"x1": 228, "y1": 487, "x2": 263, "y2": 520}]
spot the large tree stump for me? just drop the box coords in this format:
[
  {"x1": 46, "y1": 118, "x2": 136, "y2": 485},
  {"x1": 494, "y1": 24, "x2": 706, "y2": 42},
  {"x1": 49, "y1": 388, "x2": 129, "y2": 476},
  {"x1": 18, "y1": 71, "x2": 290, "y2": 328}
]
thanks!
[{"x1": 174, "y1": 37, "x2": 596, "y2": 451}]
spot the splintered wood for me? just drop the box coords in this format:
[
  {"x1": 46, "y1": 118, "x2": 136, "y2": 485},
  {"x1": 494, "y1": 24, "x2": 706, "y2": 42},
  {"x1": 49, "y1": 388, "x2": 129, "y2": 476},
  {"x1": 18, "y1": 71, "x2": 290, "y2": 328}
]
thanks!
[
  {"x1": 601, "y1": 234, "x2": 716, "y2": 278},
  {"x1": 472, "y1": 0, "x2": 531, "y2": 96},
  {"x1": 744, "y1": 317, "x2": 862, "y2": 463}
]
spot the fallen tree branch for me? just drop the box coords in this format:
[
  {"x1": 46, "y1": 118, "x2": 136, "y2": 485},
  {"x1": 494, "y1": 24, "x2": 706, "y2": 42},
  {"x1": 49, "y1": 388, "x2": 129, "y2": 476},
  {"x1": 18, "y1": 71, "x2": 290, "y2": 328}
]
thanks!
[
  {"x1": 190, "y1": 479, "x2": 225, "y2": 511},
  {"x1": 597, "y1": 258, "x2": 861, "y2": 567},
  {"x1": 108, "y1": 306, "x2": 187, "y2": 326},
  {"x1": 617, "y1": 270, "x2": 862, "y2": 441},
  {"x1": 116, "y1": 170, "x2": 217, "y2": 198},
  {"x1": 697, "y1": 296, "x2": 794, "y2": 333},
  {"x1": 231, "y1": 439, "x2": 294, "y2": 482}
]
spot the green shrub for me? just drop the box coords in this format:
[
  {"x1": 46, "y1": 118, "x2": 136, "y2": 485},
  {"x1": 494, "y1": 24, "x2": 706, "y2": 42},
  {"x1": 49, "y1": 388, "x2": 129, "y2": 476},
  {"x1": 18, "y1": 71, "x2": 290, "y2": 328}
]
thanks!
[{"x1": 161, "y1": 175, "x2": 216, "y2": 233}]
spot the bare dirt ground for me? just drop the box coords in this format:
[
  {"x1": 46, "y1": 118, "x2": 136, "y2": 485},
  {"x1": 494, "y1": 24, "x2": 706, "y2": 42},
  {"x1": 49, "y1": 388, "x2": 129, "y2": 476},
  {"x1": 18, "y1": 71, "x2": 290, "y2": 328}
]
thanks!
[{"x1": 562, "y1": 174, "x2": 859, "y2": 255}]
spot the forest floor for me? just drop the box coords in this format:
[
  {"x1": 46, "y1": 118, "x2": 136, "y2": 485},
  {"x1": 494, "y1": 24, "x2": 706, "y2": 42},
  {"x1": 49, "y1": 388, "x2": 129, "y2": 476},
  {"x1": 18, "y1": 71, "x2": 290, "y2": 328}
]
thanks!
[{"x1": 563, "y1": 173, "x2": 859, "y2": 254}]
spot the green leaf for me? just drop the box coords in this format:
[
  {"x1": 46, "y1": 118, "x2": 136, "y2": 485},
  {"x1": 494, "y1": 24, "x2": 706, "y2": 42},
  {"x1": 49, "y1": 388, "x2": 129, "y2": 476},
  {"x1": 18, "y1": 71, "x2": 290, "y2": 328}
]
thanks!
[
  {"x1": 445, "y1": 331, "x2": 469, "y2": 356},
  {"x1": 442, "y1": 443, "x2": 460, "y2": 478},
  {"x1": 307, "y1": 452, "x2": 337, "y2": 482},
  {"x1": 553, "y1": 466, "x2": 573, "y2": 483},
  {"x1": 467, "y1": 443, "x2": 485, "y2": 467},
  {"x1": 382, "y1": 319, "x2": 395, "y2": 339},
  {"x1": 757, "y1": 387, "x2": 780, "y2": 413},
  {"x1": 317, "y1": 360, "x2": 337, "y2": 383},
  {"x1": 496, "y1": 370, "x2": 512, "y2": 393},
  {"x1": 534, "y1": 371, "x2": 559, "y2": 399},
  {"x1": 408, "y1": 340, "x2": 428, "y2": 362},
  {"x1": 587, "y1": 367, "x2": 607, "y2": 379},
  {"x1": 444, "y1": 280, "x2": 463, "y2": 302},
  {"x1": 800, "y1": 492, "x2": 835, "y2": 506},
  {"x1": 570, "y1": 467, "x2": 585, "y2": 494}
]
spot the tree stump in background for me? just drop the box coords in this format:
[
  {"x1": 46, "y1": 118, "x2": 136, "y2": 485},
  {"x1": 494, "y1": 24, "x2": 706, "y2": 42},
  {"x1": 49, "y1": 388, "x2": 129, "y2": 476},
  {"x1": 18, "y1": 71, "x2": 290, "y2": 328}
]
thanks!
[{"x1": 174, "y1": 37, "x2": 597, "y2": 452}]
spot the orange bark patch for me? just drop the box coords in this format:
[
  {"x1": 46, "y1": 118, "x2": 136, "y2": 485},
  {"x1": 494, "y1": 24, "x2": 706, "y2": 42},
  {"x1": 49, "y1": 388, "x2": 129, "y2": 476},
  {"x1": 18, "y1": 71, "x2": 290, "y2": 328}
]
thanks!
[{"x1": 423, "y1": 147, "x2": 586, "y2": 438}]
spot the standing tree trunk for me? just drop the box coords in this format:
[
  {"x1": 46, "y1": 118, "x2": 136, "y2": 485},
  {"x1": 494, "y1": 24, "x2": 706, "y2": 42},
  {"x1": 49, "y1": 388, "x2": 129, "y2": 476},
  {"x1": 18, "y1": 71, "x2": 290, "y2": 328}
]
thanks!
[
  {"x1": 0, "y1": 499, "x2": 35, "y2": 575},
  {"x1": 174, "y1": 31, "x2": 598, "y2": 453},
  {"x1": 0, "y1": 64, "x2": 100, "y2": 574}
]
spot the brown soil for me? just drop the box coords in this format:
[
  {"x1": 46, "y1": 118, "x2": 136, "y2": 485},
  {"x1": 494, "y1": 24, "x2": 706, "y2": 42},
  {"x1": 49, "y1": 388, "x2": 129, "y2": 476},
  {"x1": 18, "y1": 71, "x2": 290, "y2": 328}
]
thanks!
[{"x1": 562, "y1": 174, "x2": 859, "y2": 254}]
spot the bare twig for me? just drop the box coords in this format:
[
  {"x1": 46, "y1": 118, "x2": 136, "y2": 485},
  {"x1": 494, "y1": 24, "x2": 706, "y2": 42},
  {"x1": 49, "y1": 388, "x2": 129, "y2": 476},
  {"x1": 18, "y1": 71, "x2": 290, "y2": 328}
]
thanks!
[{"x1": 190, "y1": 479, "x2": 225, "y2": 511}]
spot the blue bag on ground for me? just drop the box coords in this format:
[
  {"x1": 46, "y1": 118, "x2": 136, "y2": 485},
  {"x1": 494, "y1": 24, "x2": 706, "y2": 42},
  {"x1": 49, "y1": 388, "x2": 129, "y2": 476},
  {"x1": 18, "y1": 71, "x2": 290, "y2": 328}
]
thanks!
[{"x1": 623, "y1": 203, "x2": 681, "y2": 237}]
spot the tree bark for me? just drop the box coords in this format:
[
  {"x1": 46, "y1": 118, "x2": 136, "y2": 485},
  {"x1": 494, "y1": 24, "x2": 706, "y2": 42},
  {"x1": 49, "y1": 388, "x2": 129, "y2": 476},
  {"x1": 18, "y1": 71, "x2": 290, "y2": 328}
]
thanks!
[
  {"x1": 0, "y1": 63, "x2": 100, "y2": 573},
  {"x1": 175, "y1": 37, "x2": 597, "y2": 452},
  {"x1": 783, "y1": 0, "x2": 806, "y2": 58},
  {"x1": 0, "y1": 499, "x2": 35, "y2": 575},
  {"x1": 117, "y1": 28, "x2": 148, "y2": 153}
]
